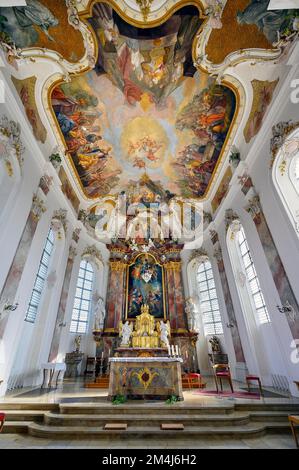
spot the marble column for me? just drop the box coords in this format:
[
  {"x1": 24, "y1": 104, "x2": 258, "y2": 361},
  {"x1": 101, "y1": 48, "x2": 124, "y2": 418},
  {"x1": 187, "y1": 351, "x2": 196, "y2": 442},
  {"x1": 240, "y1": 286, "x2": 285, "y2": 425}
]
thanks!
[
  {"x1": 48, "y1": 245, "x2": 77, "y2": 362},
  {"x1": 246, "y1": 194, "x2": 299, "y2": 339},
  {"x1": 105, "y1": 260, "x2": 126, "y2": 330},
  {"x1": 0, "y1": 193, "x2": 46, "y2": 337},
  {"x1": 213, "y1": 245, "x2": 245, "y2": 363},
  {"x1": 164, "y1": 261, "x2": 187, "y2": 331}
]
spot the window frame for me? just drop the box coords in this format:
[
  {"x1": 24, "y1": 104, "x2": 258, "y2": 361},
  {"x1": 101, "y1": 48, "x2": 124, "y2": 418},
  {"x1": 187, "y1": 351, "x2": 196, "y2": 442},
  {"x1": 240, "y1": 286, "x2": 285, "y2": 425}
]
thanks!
[
  {"x1": 70, "y1": 259, "x2": 94, "y2": 334},
  {"x1": 25, "y1": 228, "x2": 55, "y2": 324},
  {"x1": 237, "y1": 225, "x2": 271, "y2": 325},
  {"x1": 196, "y1": 260, "x2": 223, "y2": 336}
]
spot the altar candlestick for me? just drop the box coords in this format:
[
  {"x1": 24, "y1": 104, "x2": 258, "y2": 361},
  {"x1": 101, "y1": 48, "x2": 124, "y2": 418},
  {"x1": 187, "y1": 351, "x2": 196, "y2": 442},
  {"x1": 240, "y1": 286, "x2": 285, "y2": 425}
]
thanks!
[
  {"x1": 167, "y1": 345, "x2": 171, "y2": 356},
  {"x1": 108, "y1": 348, "x2": 111, "y2": 357},
  {"x1": 101, "y1": 351, "x2": 104, "y2": 359},
  {"x1": 171, "y1": 345, "x2": 175, "y2": 356},
  {"x1": 175, "y1": 345, "x2": 179, "y2": 356}
]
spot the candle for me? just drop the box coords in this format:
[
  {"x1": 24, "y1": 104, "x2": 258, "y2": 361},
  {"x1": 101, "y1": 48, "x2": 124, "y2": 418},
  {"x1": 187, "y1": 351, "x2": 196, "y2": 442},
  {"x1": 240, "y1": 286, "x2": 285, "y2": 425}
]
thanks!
[
  {"x1": 108, "y1": 348, "x2": 111, "y2": 357},
  {"x1": 101, "y1": 351, "x2": 104, "y2": 359},
  {"x1": 167, "y1": 345, "x2": 171, "y2": 356},
  {"x1": 186, "y1": 350, "x2": 188, "y2": 359},
  {"x1": 171, "y1": 345, "x2": 175, "y2": 356},
  {"x1": 175, "y1": 345, "x2": 179, "y2": 356}
]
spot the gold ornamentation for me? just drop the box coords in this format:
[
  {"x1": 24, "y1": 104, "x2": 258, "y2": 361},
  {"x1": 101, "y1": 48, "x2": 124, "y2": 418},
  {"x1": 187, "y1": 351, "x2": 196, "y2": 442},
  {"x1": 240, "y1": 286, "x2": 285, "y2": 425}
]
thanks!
[
  {"x1": 110, "y1": 260, "x2": 126, "y2": 272},
  {"x1": 132, "y1": 304, "x2": 159, "y2": 348},
  {"x1": 31, "y1": 194, "x2": 47, "y2": 221},
  {"x1": 164, "y1": 261, "x2": 181, "y2": 272},
  {"x1": 132, "y1": 367, "x2": 159, "y2": 390},
  {"x1": 135, "y1": 0, "x2": 154, "y2": 22}
]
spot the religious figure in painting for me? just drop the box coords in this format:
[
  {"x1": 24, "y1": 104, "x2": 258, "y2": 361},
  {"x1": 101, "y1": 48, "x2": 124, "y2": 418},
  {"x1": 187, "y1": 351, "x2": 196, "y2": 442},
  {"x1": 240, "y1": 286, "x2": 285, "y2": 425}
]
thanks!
[
  {"x1": 237, "y1": 0, "x2": 299, "y2": 45},
  {"x1": 174, "y1": 83, "x2": 236, "y2": 198},
  {"x1": 0, "y1": 0, "x2": 59, "y2": 47},
  {"x1": 127, "y1": 255, "x2": 164, "y2": 319}
]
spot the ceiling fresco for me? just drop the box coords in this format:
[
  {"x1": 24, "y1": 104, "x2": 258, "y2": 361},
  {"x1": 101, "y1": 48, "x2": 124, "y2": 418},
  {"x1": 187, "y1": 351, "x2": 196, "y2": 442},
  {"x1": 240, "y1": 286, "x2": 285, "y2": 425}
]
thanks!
[
  {"x1": 0, "y1": 0, "x2": 85, "y2": 62},
  {"x1": 50, "y1": 4, "x2": 236, "y2": 199},
  {"x1": 1, "y1": 0, "x2": 298, "y2": 205}
]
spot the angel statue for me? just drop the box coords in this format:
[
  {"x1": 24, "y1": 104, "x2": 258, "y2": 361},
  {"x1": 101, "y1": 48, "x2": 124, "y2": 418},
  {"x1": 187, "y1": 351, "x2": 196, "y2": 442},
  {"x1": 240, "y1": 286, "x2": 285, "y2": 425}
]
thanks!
[
  {"x1": 93, "y1": 296, "x2": 106, "y2": 330},
  {"x1": 119, "y1": 320, "x2": 133, "y2": 347},
  {"x1": 157, "y1": 320, "x2": 171, "y2": 348}
]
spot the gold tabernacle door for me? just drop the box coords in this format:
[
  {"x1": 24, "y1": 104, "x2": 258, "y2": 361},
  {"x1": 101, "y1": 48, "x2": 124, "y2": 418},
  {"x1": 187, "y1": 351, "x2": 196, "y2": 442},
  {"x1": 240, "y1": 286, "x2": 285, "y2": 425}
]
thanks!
[{"x1": 132, "y1": 304, "x2": 159, "y2": 348}]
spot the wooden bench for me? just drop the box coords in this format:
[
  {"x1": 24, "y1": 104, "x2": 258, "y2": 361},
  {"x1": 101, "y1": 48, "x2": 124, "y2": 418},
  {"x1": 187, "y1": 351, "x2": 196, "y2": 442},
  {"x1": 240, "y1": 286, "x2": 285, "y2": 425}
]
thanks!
[{"x1": 288, "y1": 415, "x2": 299, "y2": 448}]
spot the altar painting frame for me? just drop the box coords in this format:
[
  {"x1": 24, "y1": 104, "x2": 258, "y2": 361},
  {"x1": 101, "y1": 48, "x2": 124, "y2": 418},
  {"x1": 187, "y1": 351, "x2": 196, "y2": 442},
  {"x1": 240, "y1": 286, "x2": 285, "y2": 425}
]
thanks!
[{"x1": 125, "y1": 253, "x2": 167, "y2": 321}]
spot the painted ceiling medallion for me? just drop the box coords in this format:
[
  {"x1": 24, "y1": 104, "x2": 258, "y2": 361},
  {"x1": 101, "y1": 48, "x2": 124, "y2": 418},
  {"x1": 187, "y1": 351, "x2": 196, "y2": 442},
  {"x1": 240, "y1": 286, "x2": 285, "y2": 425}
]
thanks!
[{"x1": 135, "y1": 0, "x2": 154, "y2": 22}]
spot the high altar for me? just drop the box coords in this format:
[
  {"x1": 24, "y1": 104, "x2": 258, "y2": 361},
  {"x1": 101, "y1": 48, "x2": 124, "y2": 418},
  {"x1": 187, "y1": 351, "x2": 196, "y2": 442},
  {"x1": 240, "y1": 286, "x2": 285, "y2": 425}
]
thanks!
[{"x1": 92, "y1": 176, "x2": 199, "y2": 399}]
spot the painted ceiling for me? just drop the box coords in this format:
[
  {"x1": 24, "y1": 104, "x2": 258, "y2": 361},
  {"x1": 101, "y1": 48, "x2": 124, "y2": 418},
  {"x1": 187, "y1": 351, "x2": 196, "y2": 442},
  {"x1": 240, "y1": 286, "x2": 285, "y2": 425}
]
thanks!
[{"x1": 0, "y1": 0, "x2": 298, "y2": 204}]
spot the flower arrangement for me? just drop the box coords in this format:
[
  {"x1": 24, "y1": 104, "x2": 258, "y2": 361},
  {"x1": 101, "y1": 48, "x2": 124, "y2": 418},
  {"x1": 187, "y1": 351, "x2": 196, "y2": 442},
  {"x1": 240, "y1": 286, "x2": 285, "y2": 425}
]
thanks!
[{"x1": 49, "y1": 152, "x2": 62, "y2": 168}]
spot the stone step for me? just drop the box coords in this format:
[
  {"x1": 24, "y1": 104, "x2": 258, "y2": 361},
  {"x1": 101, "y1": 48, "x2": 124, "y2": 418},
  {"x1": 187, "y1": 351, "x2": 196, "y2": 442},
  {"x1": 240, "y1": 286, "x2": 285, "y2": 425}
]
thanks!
[
  {"x1": 235, "y1": 403, "x2": 299, "y2": 412},
  {"x1": 27, "y1": 422, "x2": 289, "y2": 439},
  {"x1": 2, "y1": 410, "x2": 45, "y2": 422},
  {"x1": 2, "y1": 421, "x2": 31, "y2": 434},
  {"x1": 58, "y1": 403, "x2": 235, "y2": 415},
  {"x1": 250, "y1": 411, "x2": 294, "y2": 422},
  {"x1": 0, "y1": 403, "x2": 58, "y2": 411},
  {"x1": 43, "y1": 411, "x2": 251, "y2": 427}
]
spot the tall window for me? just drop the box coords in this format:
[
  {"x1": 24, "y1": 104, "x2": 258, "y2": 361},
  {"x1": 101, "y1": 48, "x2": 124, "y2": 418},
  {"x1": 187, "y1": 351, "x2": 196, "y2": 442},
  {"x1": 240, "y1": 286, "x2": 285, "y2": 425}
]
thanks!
[
  {"x1": 238, "y1": 226, "x2": 270, "y2": 324},
  {"x1": 25, "y1": 228, "x2": 55, "y2": 323},
  {"x1": 197, "y1": 260, "x2": 223, "y2": 335},
  {"x1": 272, "y1": 130, "x2": 299, "y2": 235},
  {"x1": 70, "y1": 260, "x2": 94, "y2": 334}
]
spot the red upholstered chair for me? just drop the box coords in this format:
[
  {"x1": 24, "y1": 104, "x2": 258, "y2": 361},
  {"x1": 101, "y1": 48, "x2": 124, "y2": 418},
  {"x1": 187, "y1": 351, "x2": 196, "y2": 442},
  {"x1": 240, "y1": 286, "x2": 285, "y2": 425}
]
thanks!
[
  {"x1": 0, "y1": 413, "x2": 5, "y2": 433},
  {"x1": 213, "y1": 363, "x2": 234, "y2": 393},
  {"x1": 246, "y1": 375, "x2": 264, "y2": 396}
]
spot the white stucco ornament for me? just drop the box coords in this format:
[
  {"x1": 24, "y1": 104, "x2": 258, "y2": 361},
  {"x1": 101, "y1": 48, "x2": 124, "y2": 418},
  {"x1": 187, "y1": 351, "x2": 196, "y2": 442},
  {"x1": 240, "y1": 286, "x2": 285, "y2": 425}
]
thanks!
[{"x1": 0, "y1": 116, "x2": 24, "y2": 176}]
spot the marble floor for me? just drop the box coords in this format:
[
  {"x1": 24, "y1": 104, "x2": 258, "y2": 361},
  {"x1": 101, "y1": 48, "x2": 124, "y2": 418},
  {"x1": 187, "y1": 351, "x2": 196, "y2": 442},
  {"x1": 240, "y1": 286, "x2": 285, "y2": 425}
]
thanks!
[{"x1": 0, "y1": 377, "x2": 298, "y2": 449}]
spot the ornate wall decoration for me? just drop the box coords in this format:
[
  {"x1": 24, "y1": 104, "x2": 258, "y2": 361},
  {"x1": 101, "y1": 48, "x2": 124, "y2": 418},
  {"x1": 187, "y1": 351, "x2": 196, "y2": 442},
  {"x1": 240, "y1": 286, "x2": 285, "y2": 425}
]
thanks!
[
  {"x1": 224, "y1": 209, "x2": 239, "y2": 232},
  {"x1": 82, "y1": 244, "x2": 103, "y2": 267},
  {"x1": 270, "y1": 120, "x2": 299, "y2": 167},
  {"x1": 189, "y1": 249, "x2": 208, "y2": 264},
  {"x1": 72, "y1": 227, "x2": 81, "y2": 243},
  {"x1": 31, "y1": 193, "x2": 47, "y2": 221},
  {"x1": 244, "y1": 79, "x2": 279, "y2": 143},
  {"x1": 135, "y1": 0, "x2": 154, "y2": 22},
  {"x1": 0, "y1": 115, "x2": 24, "y2": 175},
  {"x1": 11, "y1": 76, "x2": 47, "y2": 144},
  {"x1": 211, "y1": 167, "x2": 233, "y2": 213},
  {"x1": 51, "y1": 208, "x2": 68, "y2": 236},
  {"x1": 39, "y1": 174, "x2": 53, "y2": 195}
]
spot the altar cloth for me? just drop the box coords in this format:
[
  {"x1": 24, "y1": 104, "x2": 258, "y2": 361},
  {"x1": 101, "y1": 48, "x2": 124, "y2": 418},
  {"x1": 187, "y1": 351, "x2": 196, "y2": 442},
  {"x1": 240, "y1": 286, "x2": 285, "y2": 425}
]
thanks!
[{"x1": 108, "y1": 356, "x2": 183, "y2": 400}]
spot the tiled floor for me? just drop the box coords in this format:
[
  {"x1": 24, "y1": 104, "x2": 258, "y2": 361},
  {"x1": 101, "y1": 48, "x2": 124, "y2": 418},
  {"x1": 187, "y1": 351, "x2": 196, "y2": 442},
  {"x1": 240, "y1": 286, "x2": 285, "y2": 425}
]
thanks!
[{"x1": 0, "y1": 433, "x2": 296, "y2": 449}]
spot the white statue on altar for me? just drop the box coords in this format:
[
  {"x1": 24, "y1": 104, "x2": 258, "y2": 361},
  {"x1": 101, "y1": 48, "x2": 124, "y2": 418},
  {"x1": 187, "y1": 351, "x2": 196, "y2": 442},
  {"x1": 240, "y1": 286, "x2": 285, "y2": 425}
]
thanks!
[
  {"x1": 158, "y1": 320, "x2": 171, "y2": 348},
  {"x1": 119, "y1": 320, "x2": 133, "y2": 347},
  {"x1": 94, "y1": 296, "x2": 106, "y2": 330}
]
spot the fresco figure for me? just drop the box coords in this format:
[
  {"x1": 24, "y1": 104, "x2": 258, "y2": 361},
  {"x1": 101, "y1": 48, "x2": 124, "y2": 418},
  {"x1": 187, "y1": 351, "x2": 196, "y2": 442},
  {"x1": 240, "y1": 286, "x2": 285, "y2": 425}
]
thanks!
[
  {"x1": 237, "y1": 0, "x2": 298, "y2": 44},
  {"x1": 0, "y1": 0, "x2": 58, "y2": 47}
]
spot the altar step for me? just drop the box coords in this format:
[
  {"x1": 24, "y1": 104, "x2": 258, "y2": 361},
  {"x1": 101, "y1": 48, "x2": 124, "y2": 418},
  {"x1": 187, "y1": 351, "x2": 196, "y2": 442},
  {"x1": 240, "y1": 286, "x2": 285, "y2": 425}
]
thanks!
[{"x1": 1, "y1": 402, "x2": 298, "y2": 440}]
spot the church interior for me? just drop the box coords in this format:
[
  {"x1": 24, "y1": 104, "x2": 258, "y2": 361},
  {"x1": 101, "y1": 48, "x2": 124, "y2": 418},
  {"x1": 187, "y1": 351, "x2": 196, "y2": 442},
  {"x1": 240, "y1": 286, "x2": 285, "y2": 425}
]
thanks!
[{"x1": 0, "y1": 0, "x2": 299, "y2": 450}]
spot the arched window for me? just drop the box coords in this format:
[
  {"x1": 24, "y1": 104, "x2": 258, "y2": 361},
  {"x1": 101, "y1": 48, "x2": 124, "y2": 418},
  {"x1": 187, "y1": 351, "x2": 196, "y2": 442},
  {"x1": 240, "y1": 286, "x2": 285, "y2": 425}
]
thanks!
[
  {"x1": 272, "y1": 128, "x2": 299, "y2": 235},
  {"x1": 197, "y1": 260, "x2": 223, "y2": 335},
  {"x1": 237, "y1": 226, "x2": 270, "y2": 324},
  {"x1": 70, "y1": 260, "x2": 94, "y2": 334},
  {"x1": 25, "y1": 228, "x2": 55, "y2": 323}
]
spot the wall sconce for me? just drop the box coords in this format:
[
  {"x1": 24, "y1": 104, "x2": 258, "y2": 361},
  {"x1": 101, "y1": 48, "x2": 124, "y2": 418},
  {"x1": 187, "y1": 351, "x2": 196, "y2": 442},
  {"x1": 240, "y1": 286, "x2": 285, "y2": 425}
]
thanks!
[{"x1": 276, "y1": 304, "x2": 292, "y2": 314}]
